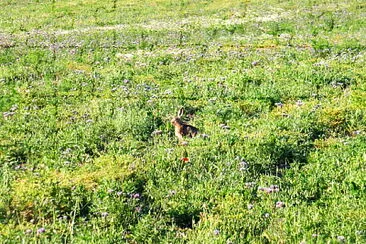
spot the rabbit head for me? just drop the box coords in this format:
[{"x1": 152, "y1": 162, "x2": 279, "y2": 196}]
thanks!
[{"x1": 171, "y1": 107, "x2": 185, "y2": 126}]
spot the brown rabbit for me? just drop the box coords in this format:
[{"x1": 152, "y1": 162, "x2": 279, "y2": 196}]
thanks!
[{"x1": 171, "y1": 108, "x2": 199, "y2": 141}]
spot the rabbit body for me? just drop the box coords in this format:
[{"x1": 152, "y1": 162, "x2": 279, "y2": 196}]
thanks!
[{"x1": 171, "y1": 117, "x2": 199, "y2": 141}]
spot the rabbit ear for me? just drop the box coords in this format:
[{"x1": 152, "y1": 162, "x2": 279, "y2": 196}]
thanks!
[{"x1": 178, "y1": 107, "x2": 184, "y2": 117}]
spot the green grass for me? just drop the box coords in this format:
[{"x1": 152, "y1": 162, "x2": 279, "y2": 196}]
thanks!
[{"x1": 0, "y1": 0, "x2": 365, "y2": 243}]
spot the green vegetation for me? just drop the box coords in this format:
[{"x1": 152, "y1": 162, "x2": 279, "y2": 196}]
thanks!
[{"x1": 0, "y1": 0, "x2": 365, "y2": 242}]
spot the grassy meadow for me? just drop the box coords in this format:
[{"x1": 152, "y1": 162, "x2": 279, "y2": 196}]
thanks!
[{"x1": 0, "y1": 0, "x2": 366, "y2": 243}]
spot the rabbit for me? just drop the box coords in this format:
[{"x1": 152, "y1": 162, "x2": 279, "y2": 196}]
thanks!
[{"x1": 171, "y1": 108, "x2": 199, "y2": 141}]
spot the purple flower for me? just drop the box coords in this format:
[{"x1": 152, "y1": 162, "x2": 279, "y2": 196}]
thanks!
[
  {"x1": 251, "y1": 61, "x2": 259, "y2": 66},
  {"x1": 135, "y1": 206, "x2": 142, "y2": 213},
  {"x1": 269, "y1": 185, "x2": 280, "y2": 192},
  {"x1": 275, "y1": 201, "x2": 285, "y2": 208},
  {"x1": 296, "y1": 100, "x2": 304, "y2": 106},
  {"x1": 213, "y1": 229, "x2": 220, "y2": 235},
  {"x1": 258, "y1": 186, "x2": 279, "y2": 194},
  {"x1": 275, "y1": 102, "x2": 284, "y2": 108},
  {"x1": 117, "y1": 191, "x2": 123, "y2": 196},
  {"x1": 37, "y1": 227, "x2": 46, "y2": 234},
  {"x1": 123, "y1": 79, "x2": 130, "y2": 84},
  {"x1": 131, "y1": 193, "x2": 140, "y2": 199}
]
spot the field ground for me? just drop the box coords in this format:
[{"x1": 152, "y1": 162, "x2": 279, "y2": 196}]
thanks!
[{"x1": 0, "y1": 0, "x2": 366, "y2": 243}]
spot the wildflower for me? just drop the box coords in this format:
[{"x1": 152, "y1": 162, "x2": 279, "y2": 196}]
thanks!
[
  {"x1": 62, "y1": 148, "x2": 72, "y2": 155},
  {"x1": 208, "y1": 97, "x2": 217, "y2": 103},
  {"x1": 151, "y1": 130, "x2": 163, "y2": 136},
  {"x1": 123, "y1": 79, "x2": 130, "y2": 84},
  {"x1": 168, "y1": 190, "x2": 177, "y2": 197},
  {"x1": 10, "y1": 105, "x2": 18, "y2": 112},
  {"x1": 25, "y1": 229, "x2": 32, "y2": 234},
  {"x1": 107, "y1": 189, "x2": 114, "y2": 194},
  {"x1": 258, "y1": 186, "x2": 278, "y2": 194},
  {"x1": 279, "y1": 33, "x2": 292, "y2": 40},
  {"x1": 37, "y1": 227, "x2": 46, "y2": 234},
  {"x1": 131, "y1": 193, "x2": 140, "y2": 199},
  {"x1": 269, "y1": 185, "x2": 280, "y2": 192},
  {"x1": 275, "y1": 201, "x2": 285, "y2": 208},
  {"x1": 116, "y1": 53, "x2": 133, "y2": 60},
  {"x1": 244, "y1": 182, "x2": 256, "y2": 188},
  {"x1": 164, "y1": 89, "x2": 172, "y2": 95},
  {"x1": 337, "y1": 236, "x2": 345, "y2": 242},
  {"x1": 201, "y1": 133, "x2": 209, "y2": 139},
  {"x1": 101, "y1": 212, "x2": 109, "y2": 218},
  {"x1": 117, "y1": 191, "x2": 123, "y2": 196},
  {"x1": 264, "y1": 188, "x2": 274, "y2": 193},
  {"x1": 352, "y1": 130, "x2": 361, "y2": 135},
  {"x1": 264, "y1": 213, "x2": 270, "y2": 218},
  {"x1": 274, "y1": 102, "x2": 284, "y2": 108},
  {"x1": 247, "y1": 204, "x2": 254, "y2": 210},
  {"x1": 181, "y1": 157, "x2": 190, "y2": 163},
  {"x1": 135, "y1": 206, "x2": 142, "y2": 213},
  {"x1": 312, "y1": 104, "x2": 321, "y2": 111},
  {"x1": 251, "y1": 61, "x2": 260, "y2": 66},
  {"x1": 3, "y1": 111, "x2": 15, "y2": 119},
  {"x1": 312, "y1": 234, "x2": 319, "y2": 237},
  {"x1": 219, "y1": 124, "x2": 230, "y2": 130},
  {"x1": 213, "y1": 229, "x2": 220, "y2": 235},
  {"x1": 239, "y1": 161, "x2": 248, "y2": 171},
  {"x1": 296, "y1": 100, "x2": 304, "y2": 106}
]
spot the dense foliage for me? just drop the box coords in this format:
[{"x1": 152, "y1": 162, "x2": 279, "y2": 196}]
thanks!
[{"x1": 0, "y1": 0, "x2": 365, "y2": 243}]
